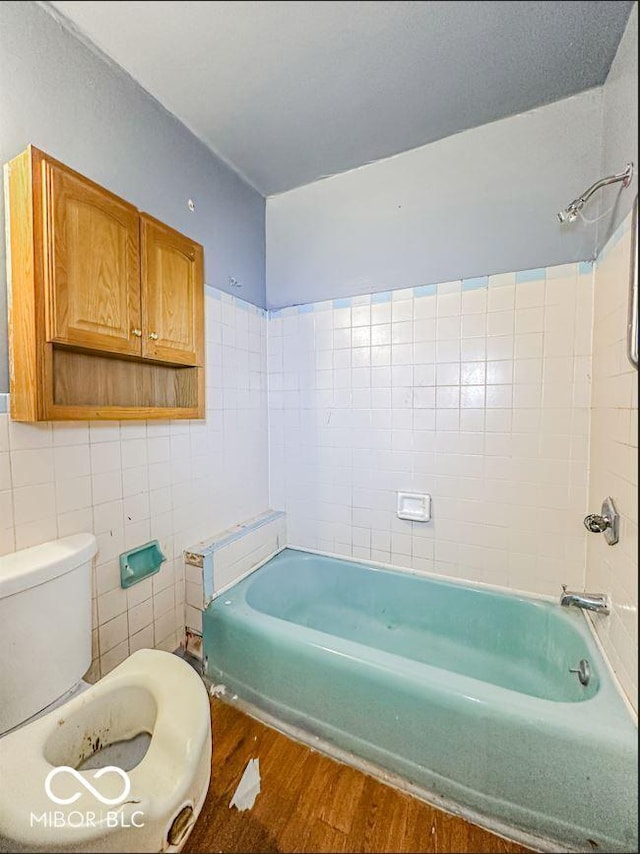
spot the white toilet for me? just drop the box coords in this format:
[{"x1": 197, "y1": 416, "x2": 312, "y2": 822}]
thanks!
[{"x1": 0, "y1": 534, "x2": 212, "y2": 853}]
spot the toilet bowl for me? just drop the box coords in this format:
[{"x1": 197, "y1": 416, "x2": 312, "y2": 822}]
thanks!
[
  {"x1": 0, "y1": 649, "x2": 211, "y2": 853},
  {"x1": 0, "y1": 536, "x2": 212, "y2": 853}
]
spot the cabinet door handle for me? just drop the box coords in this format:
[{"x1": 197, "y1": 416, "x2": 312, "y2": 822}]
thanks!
[
  {"x1": 131, "y1": 328, "x2": 142, "y2": 337},
  {"x1": 149, "y1": 332, "x2": 159, "y2": 340}
]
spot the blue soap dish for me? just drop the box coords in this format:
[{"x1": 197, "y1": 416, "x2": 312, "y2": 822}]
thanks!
[{"x1": 119, "y1": 540, "x2": 166, "y2": 589}]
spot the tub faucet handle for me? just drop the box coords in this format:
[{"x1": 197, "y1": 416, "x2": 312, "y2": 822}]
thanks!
[
  {"x1": 584, "y1": 514, "x2": 610, "y2": 533},
  {"x1": 583, "y1": 496, "x2": 619, "y2": 545}
]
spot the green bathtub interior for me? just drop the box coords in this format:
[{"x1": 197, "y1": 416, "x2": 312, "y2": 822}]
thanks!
[{"x1": 203, "y1": 549, "x2": 638, "y2": 852}]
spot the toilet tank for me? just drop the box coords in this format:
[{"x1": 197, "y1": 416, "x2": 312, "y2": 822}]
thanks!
[{"x1": 0, "y1": 534, "x2": 98, "y2": 734}]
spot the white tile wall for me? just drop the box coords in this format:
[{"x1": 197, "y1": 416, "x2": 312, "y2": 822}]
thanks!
[
  {"x1": 0, "y1": 289, "x2": 269, "y2": 679},
  {"x1": 586, "y1": 214, "x2": 638, "y2": 709},
  {"x1": 268, "y1": 264, "x2": 594, "y2": 597},
  {"x1": 2, "y1": 245, "x2": 635, "y2": 707}
]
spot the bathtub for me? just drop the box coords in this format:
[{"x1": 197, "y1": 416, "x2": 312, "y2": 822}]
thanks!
[{"x1": 203, "y1": 549, "x2": 637, "y2": 852}]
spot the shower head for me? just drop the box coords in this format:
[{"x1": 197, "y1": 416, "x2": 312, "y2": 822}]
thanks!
[
  {"x1": 556, "y1": 203, "x2": 582, "y2": 224},
  {"x1": 557, "y1": 162, "x2": 634, "y2": 226}
]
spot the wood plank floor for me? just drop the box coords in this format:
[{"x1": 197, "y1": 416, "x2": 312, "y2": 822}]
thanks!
[{"x1": 186, "y1": 699, "x2": 533, "y2": 854}]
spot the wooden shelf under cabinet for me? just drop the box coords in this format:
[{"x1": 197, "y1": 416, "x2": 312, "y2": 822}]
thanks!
[{"x1": 5, "y1": 145, "x2": 205, "y2": 421}]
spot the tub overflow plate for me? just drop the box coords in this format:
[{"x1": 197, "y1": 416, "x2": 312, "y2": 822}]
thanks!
[{"x1": 569, "y1": 659, "x2": 591, "y2": 686}]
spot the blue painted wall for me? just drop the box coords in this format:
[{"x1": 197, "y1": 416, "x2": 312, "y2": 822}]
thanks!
[
  {"x1": 265, "y1": 6, "x2": 636, "y2": 310},
  {"x1": 0, "y1": 0, "x2": 266, "y2": 393},
  {"x1": 597, "y1": 4, "x2": 638, "y2": 250},
  {"x1": 266, "y1": 89, "x2": 605, "y2": 309}
]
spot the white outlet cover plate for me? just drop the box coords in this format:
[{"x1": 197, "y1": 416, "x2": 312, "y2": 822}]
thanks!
[{"x1": 397, "y1": 492, "x2": 431, "y2": 522}]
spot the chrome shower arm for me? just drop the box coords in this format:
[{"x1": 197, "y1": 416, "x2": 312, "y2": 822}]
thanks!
[
  {"x1": 557, "y1": 162, "x2": 634, "y2": 223},
  {"x1": 574, "y1": 163, "x2": 634, "y2": 207}
]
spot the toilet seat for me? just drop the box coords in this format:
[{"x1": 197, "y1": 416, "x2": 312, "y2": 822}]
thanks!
[{"x1": 0, "y1": 649, "x2": 211, "y2": 853}]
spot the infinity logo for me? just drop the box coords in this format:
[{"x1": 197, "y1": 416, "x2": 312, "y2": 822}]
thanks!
[{"x1": 44, "y1": 766, "x2": 131, "y2": 806}]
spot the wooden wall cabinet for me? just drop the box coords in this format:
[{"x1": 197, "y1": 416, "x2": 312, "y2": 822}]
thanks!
[
  {"x1": 5, "y1": 146, "x2": 205, "y2": 420},
  {"x1": 45, "y1": 158, "x2": 143, "y2": 358},
  {"x1": 141, "y1": 214, "x2": 204, "y2": 366}
]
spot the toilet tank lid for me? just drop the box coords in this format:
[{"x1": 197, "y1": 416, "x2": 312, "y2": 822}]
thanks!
[{"x1": 0, "y1": 534, "x2": 97, "y2": 599}]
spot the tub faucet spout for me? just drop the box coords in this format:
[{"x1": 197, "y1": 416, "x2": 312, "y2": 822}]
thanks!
[{"x1": 560, "y1": 585, "x2": 610, "y2": 615}]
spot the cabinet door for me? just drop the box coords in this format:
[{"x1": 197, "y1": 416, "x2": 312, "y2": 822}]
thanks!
[
  {"x1": 140, "y1": 215, "x2": 204, "y2": 366},
  {"x1": 44, "y1": 159, "x2": 142, "y2": 356}
]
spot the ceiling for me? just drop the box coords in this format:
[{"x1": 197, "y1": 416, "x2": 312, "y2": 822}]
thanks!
[{"x1": 48, "y1": 1, "x2": 633, "y2": 196}]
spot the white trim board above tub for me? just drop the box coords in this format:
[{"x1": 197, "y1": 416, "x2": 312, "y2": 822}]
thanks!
[{"x1": 184, "y1": 510, "x2": 286, "y2": 632}]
